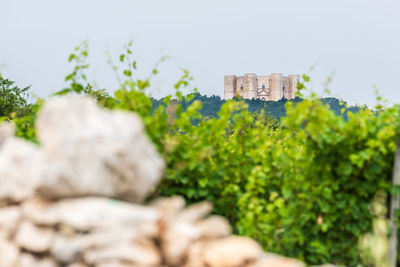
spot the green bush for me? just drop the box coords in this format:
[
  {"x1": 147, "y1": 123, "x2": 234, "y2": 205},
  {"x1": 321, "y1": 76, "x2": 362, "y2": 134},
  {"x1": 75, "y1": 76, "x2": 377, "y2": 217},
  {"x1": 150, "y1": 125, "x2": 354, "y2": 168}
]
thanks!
[
  {"x1": 236, "y1": 99, "x2": 398, "y2": 264},
  {"x1": 0, "y1": 74, "x2": 32, "y2": 118}
]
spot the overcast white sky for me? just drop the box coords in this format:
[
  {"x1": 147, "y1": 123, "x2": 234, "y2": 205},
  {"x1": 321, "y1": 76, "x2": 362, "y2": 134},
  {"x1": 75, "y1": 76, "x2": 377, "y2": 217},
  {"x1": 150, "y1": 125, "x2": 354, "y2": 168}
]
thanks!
[{"x1": 1, "y1": 0, "x2": 399, "y2": 105}]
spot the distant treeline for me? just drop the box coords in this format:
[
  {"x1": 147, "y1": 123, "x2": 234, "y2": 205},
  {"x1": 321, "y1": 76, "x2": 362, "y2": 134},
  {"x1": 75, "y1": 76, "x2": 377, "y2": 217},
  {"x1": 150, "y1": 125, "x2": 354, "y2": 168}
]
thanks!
[{"x1": 152, "y1": 93, "x2": 363, "y2": 121}]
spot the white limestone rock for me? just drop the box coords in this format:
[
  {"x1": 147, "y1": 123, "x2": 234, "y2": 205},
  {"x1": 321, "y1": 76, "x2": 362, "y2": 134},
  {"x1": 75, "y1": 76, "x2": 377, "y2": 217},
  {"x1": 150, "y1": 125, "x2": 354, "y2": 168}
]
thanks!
[
  {"x1": 159, "y1": 201, "x2": 214, "y2": 266},
  {"x1": 0, "y1": 206, "x2": 21, "y2": 238},
  {"x1": 246, "y1": 253, "x2": 305, "y2": 267},
  {"x1": 174, "y1": 201, "x2": 212, "y2": 223},
  {"x1": 50, "y1": 234, "x2": 85, "y2": 264},
  {"x1": 195, "y1": 215, "x2": 231, "y2": 239},
  {"x1": 95, "y1": 261, "x2": 138, "y2": 267},
  {"x1": 23, "y1": 197, "x2": 160, "y2": 232},
  {"x1": 35, "y1": 95, "x2": 164, "y2": 202},
  {"x1": 15, "y1": 220, "x2": 54, "y2": 253},
  {"x1": 0, "y1": 237, "x2": 19, "y2": 267},
  {"x1": 0, "y1": 123, "x2": 14, "y2": 146},
  {"x1": 203, "y1": 236, "x2": 263, "y2": 267},
  {"x1": 150, "y1": 195, "x2": 186, "y2": 218},
  {"x1": 51, "y1": 228, "x2": 160, "y2": 265},
  {"x1": 183, "y1": 240, "x2": 208, "y2": 267},
  {"x1": 83, "y1": 227, "x2": 158, "y2": 249},
  {"x1": 18, "y1": 253, "x2": 58, "y2": 267},
  {"x1": 83, "y1": 239, "x2": 161, "y2": 266},
  {"x1": 161, "y1": 220, "x2": 201, "y2": 266},
  {"x1": 0, "y1": 138, "x2": 42, "y2": 203},
  {"x1": 66, "y1": 264, "x2": 88, "y2": 267},
  {"x1": 21, "y1": 197, "x2": 59, "y2": 226}
]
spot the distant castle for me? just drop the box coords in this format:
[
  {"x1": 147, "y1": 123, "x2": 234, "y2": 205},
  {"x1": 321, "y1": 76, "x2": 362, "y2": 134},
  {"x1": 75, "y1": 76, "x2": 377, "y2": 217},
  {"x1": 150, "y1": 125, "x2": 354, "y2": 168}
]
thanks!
[{"x1": 224, "y1": 73, "x2": 299, "y2": 101}]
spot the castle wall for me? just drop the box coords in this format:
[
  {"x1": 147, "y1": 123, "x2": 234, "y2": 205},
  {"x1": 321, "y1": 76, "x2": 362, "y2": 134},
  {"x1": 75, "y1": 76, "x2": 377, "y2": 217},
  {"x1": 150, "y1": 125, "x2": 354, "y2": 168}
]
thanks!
[
  {"x1": 224, "y1": 75, "x2": 237, "y2": 100},
  {"x1": 283, "y1": 77, "x2": 290, "y2": 99},
  {"x1": 287, "y1": 74, "x2": 299, "y2": 99},
  {"x1": 245, "y1": 73, "x2": 257, "y2": 99},
  {"x1": 235, "y1": 76, "x2": 245, "y2": 98},
  {"x1": 269, "y1": 73, "x2": 283, "y2": 101},
  {"x1": 224, "y1": 73, "x2": 299, "y2": 101},
  {"x1": 234, "y1": 74, "x2": 257, "y2": 99},
  {"x1": 257, "y1": 75, "x2": 270, "y2": 90}
]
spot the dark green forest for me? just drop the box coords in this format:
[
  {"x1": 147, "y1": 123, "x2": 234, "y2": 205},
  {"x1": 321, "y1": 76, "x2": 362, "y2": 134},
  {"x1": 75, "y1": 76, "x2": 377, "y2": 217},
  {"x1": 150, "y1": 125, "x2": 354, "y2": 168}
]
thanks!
[{"x1": 153, "y1": 93, "x2": 362, "y2": 121}]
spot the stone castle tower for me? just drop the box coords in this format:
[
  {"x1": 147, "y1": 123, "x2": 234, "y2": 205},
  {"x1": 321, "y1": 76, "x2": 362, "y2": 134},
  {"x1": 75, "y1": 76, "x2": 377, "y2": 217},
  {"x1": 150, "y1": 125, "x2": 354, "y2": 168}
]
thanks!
[{"x1": 224, "y1": 73, "x2": 299, "y2": 101}]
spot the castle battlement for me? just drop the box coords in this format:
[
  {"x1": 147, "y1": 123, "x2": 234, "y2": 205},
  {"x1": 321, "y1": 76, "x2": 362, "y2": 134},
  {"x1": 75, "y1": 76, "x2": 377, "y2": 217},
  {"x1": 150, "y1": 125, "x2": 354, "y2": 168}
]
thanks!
[{"x1": 224, "y1": 73, "x2": 299, "y2": 101}]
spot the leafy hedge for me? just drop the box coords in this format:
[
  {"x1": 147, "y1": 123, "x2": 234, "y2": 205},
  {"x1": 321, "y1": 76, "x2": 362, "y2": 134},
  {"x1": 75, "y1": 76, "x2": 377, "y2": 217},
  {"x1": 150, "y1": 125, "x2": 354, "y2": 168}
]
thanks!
[
  {"x1": 5, "y1": 42, "x2": 400, "y2": 265},
  {"x1": 147, "y1": 94, "x2": 397, "y2": 265}
]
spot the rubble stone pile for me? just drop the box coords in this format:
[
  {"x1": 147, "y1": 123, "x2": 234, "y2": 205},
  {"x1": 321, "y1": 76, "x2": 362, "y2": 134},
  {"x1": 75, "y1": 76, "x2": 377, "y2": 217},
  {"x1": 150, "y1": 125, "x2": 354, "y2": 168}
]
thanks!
[{"x1": 0, "y1": 96, "x2": 305, "y2": 267}]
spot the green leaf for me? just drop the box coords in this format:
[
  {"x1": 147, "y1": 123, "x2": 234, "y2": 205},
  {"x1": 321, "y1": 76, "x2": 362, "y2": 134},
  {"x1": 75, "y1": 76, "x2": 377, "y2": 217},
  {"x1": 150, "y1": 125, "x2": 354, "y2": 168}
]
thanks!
[
  {"x1": 123, "y1": 70, "x2": 132, "y2": 77},
  {"x1": 68, "y1": 54, "x2": 76, "y2": 62}
]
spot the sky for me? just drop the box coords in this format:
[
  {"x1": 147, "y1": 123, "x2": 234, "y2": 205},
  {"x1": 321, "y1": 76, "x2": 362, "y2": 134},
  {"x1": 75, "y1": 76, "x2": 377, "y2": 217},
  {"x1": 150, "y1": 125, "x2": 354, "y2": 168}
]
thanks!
[{"x1": 0, "y1": 0, "x2": 399, "y2": 106}]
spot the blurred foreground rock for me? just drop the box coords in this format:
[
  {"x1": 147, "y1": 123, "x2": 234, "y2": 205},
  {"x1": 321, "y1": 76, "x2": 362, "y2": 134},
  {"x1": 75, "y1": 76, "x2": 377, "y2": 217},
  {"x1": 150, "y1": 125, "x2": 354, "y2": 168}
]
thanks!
[
  {"x1": 0, "y1": 96, "x2": 305, "y2": 267},
  {"x1": 36, "y1": 96, "x2": 164, "y2": 202}
]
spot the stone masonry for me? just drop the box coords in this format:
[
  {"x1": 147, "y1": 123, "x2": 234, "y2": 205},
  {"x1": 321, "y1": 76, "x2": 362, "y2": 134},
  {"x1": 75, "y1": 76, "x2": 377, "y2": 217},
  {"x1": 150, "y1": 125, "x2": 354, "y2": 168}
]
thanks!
[{"x1": 224, "y1": 73, "x2": 300, "y2": 101}]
